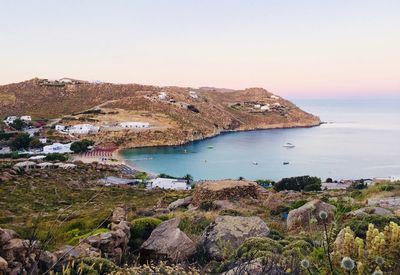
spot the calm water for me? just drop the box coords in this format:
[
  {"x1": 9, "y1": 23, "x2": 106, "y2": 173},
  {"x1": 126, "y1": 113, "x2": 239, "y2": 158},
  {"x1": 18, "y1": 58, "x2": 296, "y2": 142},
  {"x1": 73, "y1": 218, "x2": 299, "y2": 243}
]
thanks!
[{"x1": 121, "y1": 98, "x2": 400, "y2": 181}]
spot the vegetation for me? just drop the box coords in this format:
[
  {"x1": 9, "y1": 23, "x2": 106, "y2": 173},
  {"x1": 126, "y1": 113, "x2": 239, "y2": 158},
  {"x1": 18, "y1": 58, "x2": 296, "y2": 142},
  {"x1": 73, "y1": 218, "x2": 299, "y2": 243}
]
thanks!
[
  {"x1": 10, "y1": 132, "x2": 31, "y2": 150},
  {"x1": 274, "y1": 175, "x2": 322, "y2": 192},
  {"x1": 129, "y1": 217, "x2": 162, "y2": 251},
  {"x1": 44, "y1": 152, "x2": 68, "y2": 161},
  {"x1": 9, "y1": 118, "x2": 27, "y2": 130},
  {"x1": 70, "y1": 139, "x2": 95, "y2": 153}
]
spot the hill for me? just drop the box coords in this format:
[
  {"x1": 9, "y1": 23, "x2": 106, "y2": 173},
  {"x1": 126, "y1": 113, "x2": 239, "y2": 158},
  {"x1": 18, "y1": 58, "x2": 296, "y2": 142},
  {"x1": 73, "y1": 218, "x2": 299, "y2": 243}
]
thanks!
[{"x1": 0, "y1": 78, "x2": 320, "y2": 148}]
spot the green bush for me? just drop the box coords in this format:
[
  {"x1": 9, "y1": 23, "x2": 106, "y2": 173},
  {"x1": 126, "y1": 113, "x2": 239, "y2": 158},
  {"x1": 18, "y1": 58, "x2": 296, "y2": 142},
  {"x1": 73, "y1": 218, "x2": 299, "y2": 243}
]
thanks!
[
  {"x1": 11, "y1": 133, "x2": 31, "y2": 150},
  {"x1": 345, "y1": 215, "x2": 400, "y2": 238},
  {"x1": 290, "y1": 199, "x2": 308, "y2": 210},
  {"x1": 130, "y1": 217, "x2": 162, "y2": 250},
  {"x1": 274, "y1": 176, "x2": 321, "y2": 192},
  {"x1": 44, "y1": 153, "x2": 68, "y2": 161},
  {"x1": 236, "y1": 237, "x2": 283, "y2": 260},
  {"x1": 67, "y1": 228, "x2": 110, "y2": 245},
  {"x1": 178, "y1": 215, "x2": 212, "y2": 237},
  {"x1": 70, "y1": 139, "x2": 95, "y2": 153}
]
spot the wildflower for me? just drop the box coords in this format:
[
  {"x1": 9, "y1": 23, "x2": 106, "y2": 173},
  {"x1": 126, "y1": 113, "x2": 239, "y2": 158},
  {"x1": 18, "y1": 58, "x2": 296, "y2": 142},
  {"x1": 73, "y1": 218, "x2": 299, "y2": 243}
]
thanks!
[
  {"x1": 341, "y1": 257, "x2": 355, "y2": 271},
  {"x1": 300, "y1": 259, "x2": 310, "y2": 269},
  {"x1": 319, "y1": 210, "x2": 328, "y2": 220},
  {"x1": 375, "y1": 256, "x2": 385, "y2": 266}
]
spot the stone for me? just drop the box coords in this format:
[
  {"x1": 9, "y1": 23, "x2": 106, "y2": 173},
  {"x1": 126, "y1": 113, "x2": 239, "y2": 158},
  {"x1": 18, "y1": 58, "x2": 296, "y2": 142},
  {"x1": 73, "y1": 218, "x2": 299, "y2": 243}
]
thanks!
[
  {"x1": 349, "y1": 207, "x2": 393, "y2": 217},
  {"x1": 0, "y1": 228, "x2": 17, "y2": 246},
  {"x1": 0, "y1": 256, "x2": 8, "y2": 272},
  {"x1": 141, "y1": 218, "x2": 196, "y2": 262},
  {"x1": 168, "y1": 196, "x2": 193, "y2": 210},
  {"x1": 287, "y1": 199, "x2": 335, "y2": 232},
  {"x1": 202, "y1": 216, "x2": 270, "y2": 260},
  {"x1": 38, "y1": 251, "x2": 57, "y2": 271}
]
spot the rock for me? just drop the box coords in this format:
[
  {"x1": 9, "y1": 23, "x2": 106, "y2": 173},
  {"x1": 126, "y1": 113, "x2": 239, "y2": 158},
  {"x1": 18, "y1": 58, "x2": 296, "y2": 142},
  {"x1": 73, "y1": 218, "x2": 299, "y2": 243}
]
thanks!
[
  {"x1": 192, "y1": 180, "x2": 261, "y2": 206},
  {"x1": 350, "y1": 207, "x2": 393, "y2": 217},
  {"x1": 223, "y1": 258, "x2": 286, "y2": 275},
  {"x1": 168, "y1": 196, "x2": 192, "y2": 210},
  {"x1": 141, "y1": 218, "x2": 196, "y2": 262},
  {"x1": 202, "y1": 216, "x2": 270, "y2": 260},
  {"x1": 0, "y1": 228, "x2": 17, "y2": 246},
  {"x1": 0, "y1": 256, "x2": 8, "y2": 272},
  {"x1": 38, "y1": 251, "x2": 57, "y2": 271},
  {"x1": 214, "y1": 200, "x2": 235, "y2": 210},
  {"x1": 287, "y1": 199, "x2": 335, "y2": 232}
]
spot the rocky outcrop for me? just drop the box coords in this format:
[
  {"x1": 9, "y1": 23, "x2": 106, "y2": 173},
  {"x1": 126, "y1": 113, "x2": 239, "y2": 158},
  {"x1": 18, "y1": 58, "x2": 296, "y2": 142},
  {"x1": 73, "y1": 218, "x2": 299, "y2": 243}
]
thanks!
[
  {"x1": 192, "y1": 180, "x2": 261, "y2": 205},
  {"x1": 168, "y1": 196, "x2": 192, "y2": 210},
  {"x1": 0, "y1": 228, "x2": 56, "y2": 275},
  {"x1": 55, "y1": 206, "x2": 131, "y2": 265},
  {"x1": 287, "y1": 199, "x2": 335, "y2": 232},
  {"x1": 201, "y1": 216, "x2": 270, "y2": 260},
  {"x1": 349, "y1": 207, "x2": 393, "y2": 217},
  {"x1": 141, "y1": 218, "x2": 196, "y2": 262}
]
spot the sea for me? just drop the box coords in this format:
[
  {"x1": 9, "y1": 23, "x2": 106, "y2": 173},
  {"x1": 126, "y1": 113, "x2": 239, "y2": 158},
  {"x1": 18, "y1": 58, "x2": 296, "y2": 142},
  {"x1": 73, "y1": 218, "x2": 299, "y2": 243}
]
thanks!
[{"x1": 121, "y1": 98, "x2": 400, "y2": 181}]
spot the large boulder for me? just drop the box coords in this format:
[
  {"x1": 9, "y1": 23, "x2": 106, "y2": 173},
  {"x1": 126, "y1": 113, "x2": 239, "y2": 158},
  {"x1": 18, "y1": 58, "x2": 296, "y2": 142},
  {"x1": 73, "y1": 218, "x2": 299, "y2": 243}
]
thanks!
[
  {"x1": 0, "y1": 256, "x2": 8, "y2": 272},
  {"x1": 168, "y1": 196, "x2": 192, "y2": 210},
  {"x1": 201, "y1": 216, "x2": 270, "y2": 260},
  {"x1": 140, "y1": 218, "x2": 196, "y2": 262},
  {"x1": 287, "y1": 199, "x2": 335, "y2": 232},
  {"x1": 349, "y1": 207, "x2": 393, "y2": 217},
  {"x1": 0, "y1": 228, "x2": 17, "y2": 246}
]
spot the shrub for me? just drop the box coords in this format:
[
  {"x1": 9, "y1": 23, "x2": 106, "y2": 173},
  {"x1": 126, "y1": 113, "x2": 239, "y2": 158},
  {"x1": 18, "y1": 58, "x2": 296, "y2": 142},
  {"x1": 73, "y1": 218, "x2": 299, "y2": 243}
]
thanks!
[
  {"x1": 10, "y1": 133, "x2": 31, "y2": 150},
  {"x1": 199, "y1": 200, "x2": 219, "y2": 211},
  {"x1": 70, "y1": 139, "x2": 95, "y2": 153},
  {"x1": 10, "y1": 119, "x2": 27, "y2": 130},
  {"x1": 60, "y1": 257, "x2": 117, "y2": 275},
  {"x1": 178, "y1": 215, "x2": 213, "y2": 237},
  {"x1": 130, "y1": 217, "x2": 162, "y2": 250},
  {"x1": 44, "y1": 153, "x2": 68, "y2": 161},
  {"x1": 345, "y1": 215, "x2": 400, "y2": 238},
  {"x1": 274, "y1": 176, "x2": 321, "y2": 192},
  {"x1": 290, "y1": 199, "x2": 308, "y2": 210},
  {"x1": 67, "y1": 228, "x2": 110, "y2": 245}
]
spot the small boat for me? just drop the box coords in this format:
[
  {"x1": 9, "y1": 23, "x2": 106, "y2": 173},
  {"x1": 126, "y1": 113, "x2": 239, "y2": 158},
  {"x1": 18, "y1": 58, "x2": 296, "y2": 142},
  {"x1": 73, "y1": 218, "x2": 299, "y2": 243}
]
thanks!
[
  {"x1": 283, "y1": 162, "x2": 290, "y2": 165},
  {"x1": 252, "y1": 161, "x2": 258, "y2": 165},
  {"x1": 208, "y1": 146, "x2": 214, "y2": 149},
  {"x1": 283, "y1": 142, "x2": 296, "y2": 148}
]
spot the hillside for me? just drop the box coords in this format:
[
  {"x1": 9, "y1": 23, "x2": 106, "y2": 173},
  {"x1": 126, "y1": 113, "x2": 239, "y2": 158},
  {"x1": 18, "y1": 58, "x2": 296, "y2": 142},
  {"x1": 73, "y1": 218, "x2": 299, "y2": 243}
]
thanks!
[{"x1": 0, "y1": 78, "x2": 320, "y2": 148}]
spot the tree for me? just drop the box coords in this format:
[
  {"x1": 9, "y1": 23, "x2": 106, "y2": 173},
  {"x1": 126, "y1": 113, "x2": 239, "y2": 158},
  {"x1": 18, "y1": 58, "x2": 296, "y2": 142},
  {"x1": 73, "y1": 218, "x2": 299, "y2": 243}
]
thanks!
[
  {"x1": 29, "y1": 138, "x2": 43, "y2": 149},
  {"x1": 70, "y1": 139, "x2": 94, "y2": 153},
  {"x1": 11, "y1": 133, "x2": 31, "y2": 150},
  {"x1": 274, "y1": 176, "x2": 321, "y2": 192},
  {"x1": 10, "y1": 118, "x2": 27, "y2": 130},
  {"x1": 183, "y1": 174, "x2": 193, "y2": 184}
]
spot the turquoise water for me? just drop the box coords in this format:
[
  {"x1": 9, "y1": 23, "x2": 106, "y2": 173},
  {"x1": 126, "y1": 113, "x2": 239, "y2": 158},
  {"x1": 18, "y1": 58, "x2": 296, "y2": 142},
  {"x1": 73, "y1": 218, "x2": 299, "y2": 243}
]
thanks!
[{"x1": 121, "y1": 98, "x2": 400, "y2": 181}]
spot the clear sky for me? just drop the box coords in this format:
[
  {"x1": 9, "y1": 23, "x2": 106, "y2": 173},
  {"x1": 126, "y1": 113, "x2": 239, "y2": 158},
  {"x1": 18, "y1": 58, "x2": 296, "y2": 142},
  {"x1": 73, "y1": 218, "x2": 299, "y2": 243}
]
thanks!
[{"x1": 1, "y1": 0, "x2": 399, "y2": 98}]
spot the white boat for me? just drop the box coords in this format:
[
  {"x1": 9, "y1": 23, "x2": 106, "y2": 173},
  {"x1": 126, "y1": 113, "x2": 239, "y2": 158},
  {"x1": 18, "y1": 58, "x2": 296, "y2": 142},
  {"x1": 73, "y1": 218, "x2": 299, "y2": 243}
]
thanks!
[
  {"x1": 252, "y1": 161, "x2": 258, "y2": 165},
  {"x1": 283, "y1": 142, "x2": 296, "y2": 148}
]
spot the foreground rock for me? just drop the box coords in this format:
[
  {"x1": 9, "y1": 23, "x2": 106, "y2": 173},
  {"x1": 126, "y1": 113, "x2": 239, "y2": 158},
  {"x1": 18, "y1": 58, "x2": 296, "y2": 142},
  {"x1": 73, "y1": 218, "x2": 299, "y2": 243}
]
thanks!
[
  {"x1": 202, "y1": 216, "x2": 270, "y2": 260},
  {"x1": 192, "y1": 180, "x2": 261, "y2": 205},
  {"x1": 168, "y1": 196, "x2": 192, "y2": 210},
  {"x1": 55, "y1": 206, "x2": 131, "y2": 265},
  {"x1": 141, "y1": 218, "x2": 196, "y2": 262},
  {"x1": 287, "y1": 199, "x2": 335, "y2": 232}
]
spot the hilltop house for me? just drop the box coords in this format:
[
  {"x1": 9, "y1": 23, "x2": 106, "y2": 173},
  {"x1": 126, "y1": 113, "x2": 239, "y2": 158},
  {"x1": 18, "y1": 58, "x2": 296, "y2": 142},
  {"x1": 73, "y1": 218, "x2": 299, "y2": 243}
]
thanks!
[
  {"x1": 68, "y1": 124, "x2": 99, "y2": 134},
  {"x1": 150, "y1": 178, "x2": 190, "y2": 190},
  {"x1": 42, "y1": 143, "x2": 72, "y2": 154},
  {"x1": 55, "y1": 125, "x2": 66, "y2": 131},
  {"x1": 189, "y1": 91, "x2": 198, "y2": 99},
  {"x1": 119, "y1": 122, "x2": 150, "y2": 129},
  {"x1": 260, "y1": 105, "x2": 270, "y2": 111},
  {"x1": 4, "y1": 116, "x2": 18, "y2": 125},
  {"x1": 20, "y1": 116, "x2": 32, "y2": 121},
  {"x1": 158, "y1": 92, "x2": 168, "y2": 100}
]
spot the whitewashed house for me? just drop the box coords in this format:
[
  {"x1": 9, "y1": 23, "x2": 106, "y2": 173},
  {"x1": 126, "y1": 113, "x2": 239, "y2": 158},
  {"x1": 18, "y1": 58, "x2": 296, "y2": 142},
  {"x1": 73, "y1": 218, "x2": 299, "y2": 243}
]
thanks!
[
  {"x1": 59, "y1": 78, "x2": 73, "y2": 84},
  {"x1": 158, "y1": 92, "x2": 168, "y2": 100},
  {"x1": 189, "y1": 91, "x2": 198, "y2": 99},
  {"x1": 260, "y1": 105, "x2": 270, "y2": 111},
  {"x1": 0, "y1": 146, "x2": 11, "y2": 155},
  {"x1": 4, "y1": 116, "x2": 18, "y2": 125},
  {"x1": 43, "y1": 143, "x2": 72, "y2": 154},
  {"x1": 39, "y1": 138, "x2": 48, "y2": 144},
  {"x1": 254, "y1": 104, "x2": 261, "y2": 109},
  {"x1": 20, "y1": 116, "x2": 32, "y2": 121},
  {"x1": 119, "y1": 122, "x2": 150, "y2": 129},
  {"x1": 390, "y1": 176, "x2": 400, "y2": 182},
  {"x1": 68, "y1": 124, "x2": 99, "y2": 134},
  {"x1": 150, "y1": 178, "x2": 190, "y2": 190}
]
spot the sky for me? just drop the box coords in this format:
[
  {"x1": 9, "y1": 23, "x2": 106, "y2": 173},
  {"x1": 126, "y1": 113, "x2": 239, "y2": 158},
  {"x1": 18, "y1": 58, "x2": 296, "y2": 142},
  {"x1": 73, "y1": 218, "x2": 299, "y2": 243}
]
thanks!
[{"x1": 1, "y1": 0, "x2": 399, "y2": 98}]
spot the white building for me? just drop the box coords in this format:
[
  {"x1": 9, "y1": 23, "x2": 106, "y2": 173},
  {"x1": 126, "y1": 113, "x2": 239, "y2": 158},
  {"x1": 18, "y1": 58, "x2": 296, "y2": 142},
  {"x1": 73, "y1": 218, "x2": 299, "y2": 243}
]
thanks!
[
  {"x1": 43, "y1": 143, "x2": 72, "y2": 154},
  {"x1": 150, "y1": 178, "x2": 190, "y2": 190},
  {"x1": 59, "y1": 78, "x2": 73, "y2": 84},
  {"x1": 0, "y1": 146, "x2": 11, "y2": 155},
  {"x1": 158, "y1": 92, "x2": 168, "y2": 100},
  {"x1": 4, "y1": 116, "x2": 18, "y2": 125},
  {"x1": 260, "y1": 105, "x2": 270, "y2": 111},
  {"x1": 189, "y1": 91, "x2": 198, "y2": 99},
  {"x1": 119, "y1": 122, "x2": 150, "y2": 129},
  {"x1": 39, "y1": 138, "x2": 48, "y2": 144},
  {"x1": 20, "y1": 116, "x2": 32, "y2": 121},
  {"x1": 254, "y1": 104, "x2": 261, "y2": 109},
  {"x1": 67, "y1": 124, "x2": 99, "y2": 134},
  {"x1": 270, "y1": 95, "x2": 280, "y2": 100},
  {"x1": 390, "y1": 176, "x2": 400, "y2": 182}
]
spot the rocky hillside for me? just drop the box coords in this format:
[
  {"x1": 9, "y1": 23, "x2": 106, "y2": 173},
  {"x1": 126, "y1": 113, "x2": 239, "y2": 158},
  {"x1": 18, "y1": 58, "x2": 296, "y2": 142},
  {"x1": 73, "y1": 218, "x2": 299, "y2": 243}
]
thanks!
[{"x1": 0, "y1": 78, "x2": 320, "y2": 147}]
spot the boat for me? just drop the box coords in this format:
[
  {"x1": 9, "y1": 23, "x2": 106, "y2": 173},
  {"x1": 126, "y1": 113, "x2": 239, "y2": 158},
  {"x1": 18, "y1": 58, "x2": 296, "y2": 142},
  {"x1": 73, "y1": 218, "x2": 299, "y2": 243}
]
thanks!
[
  {"x1": 208, "y1": 146, "x2": 214, "y2": 149},
  {"x1": 252, "y1": 161, "x2": 258, "y2": 165},
  {"x1": 283, "y1": 162, "x2": 290, "y2": 165},
  {"x1": 283, "y1": 142, "x2": 296, "y2": 148}
]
